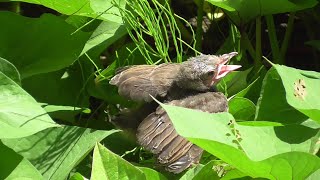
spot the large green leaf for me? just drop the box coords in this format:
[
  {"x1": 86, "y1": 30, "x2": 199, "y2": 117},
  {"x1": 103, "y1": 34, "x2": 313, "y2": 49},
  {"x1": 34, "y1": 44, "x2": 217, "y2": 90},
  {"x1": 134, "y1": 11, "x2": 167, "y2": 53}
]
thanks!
[
  {"x1": 22, "y1": 60, "x2": 90, "y2": 107},
  {"x1": 2, "y1": 126, "x2": 118, "y2": 180},
  {"x1": 0, "y1": 11, "x2": 90, "y2": 79},
  {"x1": 160, "y1": 104, "x2": 320, "y2": 179},
  {"x1": 0, "y1": 71, "x2": 59, "y2": 139},
  {"x1": 80, "y1": 0, "x2": 128, "y2": 55},
  {"x1": 91, "y1": 143, "x2": 146, "y2": 180},
  {"x1": 0, "y1": 57, "x2": 20, "y2": 85},
  {"x1": 255, "y1": 65, "x2": 320, "y2": 123},
  {"x1": 206, "y1": 0, "x2": 318, "y2": 22},
  {"x1": 255, "y1": 68, "x2": 309, "y2": 124},
  {"x1": 273, "y1": 64, "x2": 320, "y2": 122},
  {"x1": 1, "y1": 0, "x2": 95, "y2": 18},
  {"x1": 0, "y1": 141, "x2": 43, "y2": 180},
  {"x1": 221, "y1": 169, "x2": 249, "y2": 180},
  {"x1": 1, "y1": 0, "x2": 125, "y2": 22}
]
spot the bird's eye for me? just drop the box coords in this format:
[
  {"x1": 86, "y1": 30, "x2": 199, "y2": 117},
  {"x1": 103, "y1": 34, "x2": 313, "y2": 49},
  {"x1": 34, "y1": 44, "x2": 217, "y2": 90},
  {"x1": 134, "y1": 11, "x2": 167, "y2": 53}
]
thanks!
[{"x1": 207, "y1": 71, "x2": 215, "y2": 76}]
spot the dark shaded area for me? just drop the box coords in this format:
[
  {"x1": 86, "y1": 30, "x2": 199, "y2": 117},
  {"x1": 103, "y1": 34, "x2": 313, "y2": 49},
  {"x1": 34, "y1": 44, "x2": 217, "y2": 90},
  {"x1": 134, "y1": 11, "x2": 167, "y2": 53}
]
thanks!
[
  {"x1": 274, "y1": 125, "x2": 319, "y2": 143},
  {"x1": 0, "y1": 141, "x2": 24, "y2": 179},
  {"x1": 172, "y1": 1, "x2": 320, "y2": 71},
  {"x1": 0, "y1": 2, "x2": 59, "y2": 18}
]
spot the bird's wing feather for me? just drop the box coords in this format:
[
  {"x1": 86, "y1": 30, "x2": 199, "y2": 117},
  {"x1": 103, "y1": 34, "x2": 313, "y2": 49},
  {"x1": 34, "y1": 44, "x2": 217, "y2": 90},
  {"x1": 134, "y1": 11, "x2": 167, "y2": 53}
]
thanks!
[
  {"x1": 137, "y1": 92, "x2": 228, "y2": 173},
  {"x1": 110, "y1": 64, "x2": 180, "y2": 102}
]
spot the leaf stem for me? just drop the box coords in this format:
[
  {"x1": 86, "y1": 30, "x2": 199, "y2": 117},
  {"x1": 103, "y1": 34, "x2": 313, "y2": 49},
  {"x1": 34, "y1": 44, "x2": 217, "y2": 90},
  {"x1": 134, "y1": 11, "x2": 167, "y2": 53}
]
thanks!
[
  {"x1": 11, "y1": 2, "x2": 21, "y2": 14},
  {"x1": 280, "y1": 12, "x2": 295, "y2": 63},
  {"x1": 241, "y1": 32, "x2": 256, "y2": 60},
  {"x1": 265, "y1": 15, "x2": 281, "y2": 63},
  {"x1": 255, "y1": 16, "x2": 262, "y2": 67},
  {"x1": 195, "y1": 0, "x2": 204, "y2": 52}
]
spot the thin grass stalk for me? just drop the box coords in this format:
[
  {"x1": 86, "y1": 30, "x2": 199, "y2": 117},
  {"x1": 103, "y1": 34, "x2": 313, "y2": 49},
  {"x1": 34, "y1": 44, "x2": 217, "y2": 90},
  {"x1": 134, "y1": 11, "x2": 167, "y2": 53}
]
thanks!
[{"x1": 113, "y1": 0, "x2": 185, "y2": 64}]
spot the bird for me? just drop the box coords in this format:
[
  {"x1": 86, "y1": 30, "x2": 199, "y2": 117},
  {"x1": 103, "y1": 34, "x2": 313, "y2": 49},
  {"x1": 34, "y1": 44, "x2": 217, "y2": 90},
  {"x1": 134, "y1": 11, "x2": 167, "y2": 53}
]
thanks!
[{"x1": 109, "y1": 52, "x2": 241, "y2": 173}]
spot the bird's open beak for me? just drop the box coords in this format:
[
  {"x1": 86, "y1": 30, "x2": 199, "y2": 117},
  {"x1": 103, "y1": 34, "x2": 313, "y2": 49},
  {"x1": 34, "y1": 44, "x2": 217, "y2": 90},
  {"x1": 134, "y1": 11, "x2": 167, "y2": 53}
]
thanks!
[{"x1": 213, "y1": 52, "x2": 242, "y2": 82}]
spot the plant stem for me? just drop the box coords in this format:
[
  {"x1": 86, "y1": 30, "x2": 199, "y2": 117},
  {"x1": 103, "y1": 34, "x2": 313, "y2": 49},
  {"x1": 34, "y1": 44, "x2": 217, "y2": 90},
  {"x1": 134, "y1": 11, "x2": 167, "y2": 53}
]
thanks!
[
  {"x1": 280, "y1": 12, "x2": 295, "y2": 63},
  {"x1": 195, "y1": 0, "x2": 204, "y2": 52},
  {"x1": 255, "y1": 16, "x2": 262, "y2": 67},
  {"x1": 11, "y1": 2, "x2": 21, "y2": 14},
  {"x1": 265, "y1": 15, "x2": 282, "y2": 63},
  {"x1": 242, "y1": 32, "x2": 256, "y2": 60}
]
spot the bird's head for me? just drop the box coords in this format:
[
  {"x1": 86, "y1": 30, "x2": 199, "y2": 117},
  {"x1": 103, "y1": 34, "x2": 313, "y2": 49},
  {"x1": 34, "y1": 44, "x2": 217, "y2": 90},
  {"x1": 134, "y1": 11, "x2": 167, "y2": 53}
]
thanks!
[{"x1": 177, "y1": 52, "x2": 241, "y2": 91}]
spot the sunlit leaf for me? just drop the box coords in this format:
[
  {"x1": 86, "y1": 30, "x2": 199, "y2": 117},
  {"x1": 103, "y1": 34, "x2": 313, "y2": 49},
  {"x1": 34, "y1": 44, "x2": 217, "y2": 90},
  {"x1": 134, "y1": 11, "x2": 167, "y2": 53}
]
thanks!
[
  {"x1": 160, "y1": 104, "x2": 320, "y2": 179},
  {"x1": 2, "y1": 127, "x2": 118, "y2": 180},
  {"x1": 0, "y1": 71, "x2": 59, "y2": 139},
  {"x1": 91, "y1": 143, "x2": 146, "y2": 180}
]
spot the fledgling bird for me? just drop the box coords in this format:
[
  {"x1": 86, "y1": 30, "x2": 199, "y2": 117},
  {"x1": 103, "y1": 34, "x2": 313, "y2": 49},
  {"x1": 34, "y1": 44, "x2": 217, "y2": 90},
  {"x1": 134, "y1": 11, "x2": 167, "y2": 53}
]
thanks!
[{"x1": 109, "y1": 52, "x2": 241, "y2": 173}]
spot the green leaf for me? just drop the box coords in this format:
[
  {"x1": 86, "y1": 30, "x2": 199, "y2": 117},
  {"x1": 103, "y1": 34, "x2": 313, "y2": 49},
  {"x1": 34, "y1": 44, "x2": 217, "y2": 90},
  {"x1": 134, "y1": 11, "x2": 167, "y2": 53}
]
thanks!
[
  {"x1": 206, "y1": 0, "x2": 318, "y2": 22},
  {"x1": 255, "y1": 68, "x2": 309, "y2": 124},
  {"x1": 229, "y1": 97, "x2": 255, "y2": 121},
  {"x1": 69, "y1": 172, "x2": 85, "y2": 180},
  {"x1": 0, "y1": 71, "x2": 59, "y2": 139},
  {"x1": 22, "y1": 60, "x2": 90, "y2": 107},
  {"x1": 42, "y1": 104, "x2": 90, "y2": 124},
  {"x1": 2, "y1": 126, "x2": 118, "y2": 180},
  {"x1": 0, "y1": 57, "x2": 21, "y2": 85},
  {"x1": 91, "y1": 143, "x2": 145, "y2": 180},
  {"x1": 221, "y1": 169, "x2": 249, "y2": 180},
  {"x1": 305, "y1": 40, "x2": 320, "y2": 52},
  {"x1": 216, "y1": 69, "x2": 251, "y2": 97},
  {"x1": 4, "y1": 0, "x2": 126, "y2": 22},
  {"x1": 0, "y1": 11, "x2": 90, "y2": 79},
  {"x1": 273, "y1": 64, "x2": 320, "y2": 122},
  {"x1": 139, "y1": 167, "x2": 167, "y2": 180},
  {"x1": 90, "y1": 0, "x2": 125, "y2": 23},
  {"x1": 179, "y1": 164, "x2": 204, "y2": 180},
  {"x1": 307, "y1": 169, "x2": 320, "y2": 179},
  {"x1": 0, "y1": 141, "x2": 43, "y2": 180},
  {"x1": 81, "y1": 21, "x2": 128, "y2": 55},
  {"x1": 160, "y1": 104, "x2": 320, "y2": 179},
  {"x1": 180, "y1": 161, "x2": 219, "y2": 180},
  {"x1": 2, "y1": 0, "x2": 95, "y2": 18}
]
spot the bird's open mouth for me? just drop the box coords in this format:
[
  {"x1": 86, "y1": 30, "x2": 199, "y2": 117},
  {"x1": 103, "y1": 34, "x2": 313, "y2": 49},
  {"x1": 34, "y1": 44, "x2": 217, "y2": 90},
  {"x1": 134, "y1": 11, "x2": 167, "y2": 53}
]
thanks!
[{"x1": 213, "y1": 52, "x2": 242, "y2": 81}]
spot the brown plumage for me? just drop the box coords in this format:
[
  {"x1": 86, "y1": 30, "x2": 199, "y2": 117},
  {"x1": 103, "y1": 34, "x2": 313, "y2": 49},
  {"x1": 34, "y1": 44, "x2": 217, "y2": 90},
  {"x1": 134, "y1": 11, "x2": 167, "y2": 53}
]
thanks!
[
  {"x1": 110, "y1": 63, "x2": 180, "y2": 102},
  {"x1": 136, "y1": 92, "x2": 228, "y2": 173},
  {"x1": 109, "y1": 53, "x2": 240, "y2": 173}
]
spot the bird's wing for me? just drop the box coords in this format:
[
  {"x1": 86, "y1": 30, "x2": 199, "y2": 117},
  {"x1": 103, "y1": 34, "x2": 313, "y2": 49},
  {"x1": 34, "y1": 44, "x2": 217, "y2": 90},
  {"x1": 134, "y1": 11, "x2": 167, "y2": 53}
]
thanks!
[
  {"x1": 137, "y1": 92, "x2": 228, "y2": 173},
  {"x1": 110, "y1": 64, "x2": 180, "y2": 102}
]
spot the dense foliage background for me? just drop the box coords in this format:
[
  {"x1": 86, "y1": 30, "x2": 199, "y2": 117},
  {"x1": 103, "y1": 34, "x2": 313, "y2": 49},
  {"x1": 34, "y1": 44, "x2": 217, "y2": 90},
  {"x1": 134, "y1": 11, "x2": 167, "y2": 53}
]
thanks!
[{"x1": 0, "y1": 0, "x2": 320, "y2": 179}]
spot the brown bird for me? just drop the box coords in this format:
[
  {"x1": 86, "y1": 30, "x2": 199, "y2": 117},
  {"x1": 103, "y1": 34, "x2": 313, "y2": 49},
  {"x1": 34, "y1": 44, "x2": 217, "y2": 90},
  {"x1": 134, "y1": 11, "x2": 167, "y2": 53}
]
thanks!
[{"x1": 110, "y1": 52, "x2": 241, "y2": 173}]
